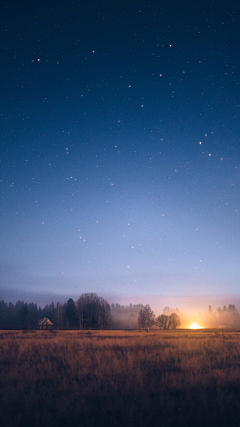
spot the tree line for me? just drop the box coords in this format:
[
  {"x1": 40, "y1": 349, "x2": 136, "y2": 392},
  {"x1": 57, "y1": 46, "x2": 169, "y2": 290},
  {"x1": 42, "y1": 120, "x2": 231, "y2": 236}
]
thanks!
[
  {"x1": 0, "y1": 296, "x2": 239, "y2": 330},
  {"x1": 0, "y1": 294, "x2": 111, "y2": 330},
  {"x1": 0, "y1": 295, "x2": 181, "y2": 330},
  {"x1": 202, "y1": 304, "x2": 240, "y2": 328}
]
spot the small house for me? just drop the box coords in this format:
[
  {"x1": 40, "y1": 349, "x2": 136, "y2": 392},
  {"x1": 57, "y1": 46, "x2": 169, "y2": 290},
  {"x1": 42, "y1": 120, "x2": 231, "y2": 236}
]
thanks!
[{"x1": 37, "y1": 317, "x2": 54, "y2": 330}]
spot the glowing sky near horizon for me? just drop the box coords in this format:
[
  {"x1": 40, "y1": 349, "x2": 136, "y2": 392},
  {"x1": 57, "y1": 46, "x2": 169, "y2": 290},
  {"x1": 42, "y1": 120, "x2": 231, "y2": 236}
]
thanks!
[
  {"x1": 1, "y1": 0, "x2": 240, "y2": 306},
  {"x1": 189, "y1": 323, "x2": 204, "y2": 330}
]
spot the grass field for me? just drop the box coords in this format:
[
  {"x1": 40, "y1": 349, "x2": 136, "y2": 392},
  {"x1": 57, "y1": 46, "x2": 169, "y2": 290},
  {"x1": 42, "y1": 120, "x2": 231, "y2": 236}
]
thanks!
[{"x1": 1, "y1": 329, "x2": 240, "y2": 427}]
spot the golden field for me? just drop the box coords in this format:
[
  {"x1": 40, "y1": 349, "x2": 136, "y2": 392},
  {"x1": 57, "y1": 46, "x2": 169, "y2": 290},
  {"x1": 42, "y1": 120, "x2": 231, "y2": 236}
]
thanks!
[{"x1": 1, "y1": 329, "x2": 240, "y2": 427}]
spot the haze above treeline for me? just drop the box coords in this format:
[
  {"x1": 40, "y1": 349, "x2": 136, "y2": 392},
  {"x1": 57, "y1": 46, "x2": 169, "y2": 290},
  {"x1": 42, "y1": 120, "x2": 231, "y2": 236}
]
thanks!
[{"x1": 1, "y1": 293, "x2": 240, "y2": 330}]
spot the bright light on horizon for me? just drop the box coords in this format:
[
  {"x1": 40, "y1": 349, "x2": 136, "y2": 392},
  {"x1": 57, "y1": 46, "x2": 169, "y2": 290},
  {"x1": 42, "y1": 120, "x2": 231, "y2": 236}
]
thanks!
[{"x1": 189, "y1": 322, "x2": 204, "y2": 329}]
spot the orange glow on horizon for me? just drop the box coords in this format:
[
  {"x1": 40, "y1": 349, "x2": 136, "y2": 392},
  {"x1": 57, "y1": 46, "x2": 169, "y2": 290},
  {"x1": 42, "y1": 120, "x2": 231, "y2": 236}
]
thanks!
[{"x1": 189, "y1": 322, "x2": 204, "y2": 329}]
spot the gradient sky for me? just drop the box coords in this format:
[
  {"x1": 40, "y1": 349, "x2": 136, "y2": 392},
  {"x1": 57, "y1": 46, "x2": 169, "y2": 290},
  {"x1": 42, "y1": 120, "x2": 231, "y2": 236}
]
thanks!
[{"x1": 1, "y1": 0, "x2": 240, "y2": 310}]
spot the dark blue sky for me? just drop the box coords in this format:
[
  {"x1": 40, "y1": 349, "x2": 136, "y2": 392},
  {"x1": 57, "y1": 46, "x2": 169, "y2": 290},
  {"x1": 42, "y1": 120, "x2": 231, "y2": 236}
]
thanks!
[{"x1": 1, "y1": 0, "x2": 240, "y2": 310}]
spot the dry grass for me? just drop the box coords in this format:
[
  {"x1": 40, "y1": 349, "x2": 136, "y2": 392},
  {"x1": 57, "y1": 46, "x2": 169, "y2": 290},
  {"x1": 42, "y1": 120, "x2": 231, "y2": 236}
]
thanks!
[{"x1": 1, "y1": 329, "x2": 240, "y2": 427}]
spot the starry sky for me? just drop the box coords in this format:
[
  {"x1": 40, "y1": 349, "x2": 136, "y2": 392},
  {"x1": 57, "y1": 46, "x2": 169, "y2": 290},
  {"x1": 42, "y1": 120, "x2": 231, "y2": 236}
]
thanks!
[{"x1": 1, "y1": 0, "x2": 240, "y2": 310}]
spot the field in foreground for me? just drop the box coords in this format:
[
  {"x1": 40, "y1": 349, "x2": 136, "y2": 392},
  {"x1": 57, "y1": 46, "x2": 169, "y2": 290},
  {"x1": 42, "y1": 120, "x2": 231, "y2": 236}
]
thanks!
[{"x1": 1, "y1": 329, "x2": 240, "y2": 427}]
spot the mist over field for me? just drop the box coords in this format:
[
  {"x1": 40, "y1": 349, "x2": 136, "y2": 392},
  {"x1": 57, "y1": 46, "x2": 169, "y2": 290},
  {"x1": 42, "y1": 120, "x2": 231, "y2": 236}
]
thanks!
[
  {"x1": 2, "y1": 283, "x2": 240, "y2": 314},
  {"x1": 1, "y1": 291, "x2": 240, "y2": 330},
  {"x1": 109, "y1": 293, "x2": 240, "y2": 315}
]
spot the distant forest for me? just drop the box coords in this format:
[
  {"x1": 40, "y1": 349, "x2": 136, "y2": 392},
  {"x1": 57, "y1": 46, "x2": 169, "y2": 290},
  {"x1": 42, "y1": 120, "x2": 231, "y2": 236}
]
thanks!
[
  {"x1": 0, "y1": 294, "x2": 145, "y2": 330},
  {"x1": 0, "y1": 294, "x2": 239, "y2": 329}
]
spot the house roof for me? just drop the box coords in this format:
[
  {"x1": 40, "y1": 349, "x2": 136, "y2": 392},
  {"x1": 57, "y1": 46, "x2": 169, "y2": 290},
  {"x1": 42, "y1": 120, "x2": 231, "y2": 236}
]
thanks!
[{"x1": 37, "y1": 317, "x2": 53, "y2": 326}]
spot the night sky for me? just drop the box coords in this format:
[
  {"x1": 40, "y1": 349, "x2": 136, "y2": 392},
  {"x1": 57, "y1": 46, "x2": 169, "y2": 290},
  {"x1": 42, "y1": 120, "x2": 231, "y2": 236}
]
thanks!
[{"x1": 1, "y1": 0, "x2": 240, "y2": 310}]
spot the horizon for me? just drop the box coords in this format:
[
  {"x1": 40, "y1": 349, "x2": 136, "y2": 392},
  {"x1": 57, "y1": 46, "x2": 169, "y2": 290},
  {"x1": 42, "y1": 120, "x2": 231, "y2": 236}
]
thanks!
[{"x1": 1, "y1": 287, "x2": 240, "y2": 317}]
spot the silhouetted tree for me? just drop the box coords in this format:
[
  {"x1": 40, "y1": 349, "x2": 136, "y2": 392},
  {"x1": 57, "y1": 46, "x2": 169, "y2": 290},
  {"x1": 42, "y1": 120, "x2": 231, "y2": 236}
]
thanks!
[
  {"x1": 162, "y1": 306, "x2": 171, "y2": 315},
  {"x1": 227, "y1": 304, "x2": 237, "y2": 313},
  {"x1": 168, "y1": 313, "x2": 181, "y2": 329},
  {"x1": 77, "y1": 293, "x2": 111, "y2": 329},
  {"x1": 0, "y1": 301, "x2": 10, "y2": 328},
  {"x1": 155, "y1": 314, "x2": 169, "y2": 330},
  {"x1": 66, "y1": 298, "x2": 77, "y2": 328},
  {"x1": 41, "y1": 302, "x2": 55, "y2": 322},
  {"x1": 208, "y1": 305, "x2": 212, "y2": 314},
  {"x1": 17, "y1": 304, "x2": 29, "y2": 329},
  {"x1": 155, "y1": 313, "x2": 181, "y2": 329},
  {"x1": 138, "y1": 305, "x2": 155, "y2": 329},
  {"x1": 28, "y1": 303, "x2": 38, "y2": 328},
  {"x1": 53, "y1": 302, "x2": 65, "y2": 329}
]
